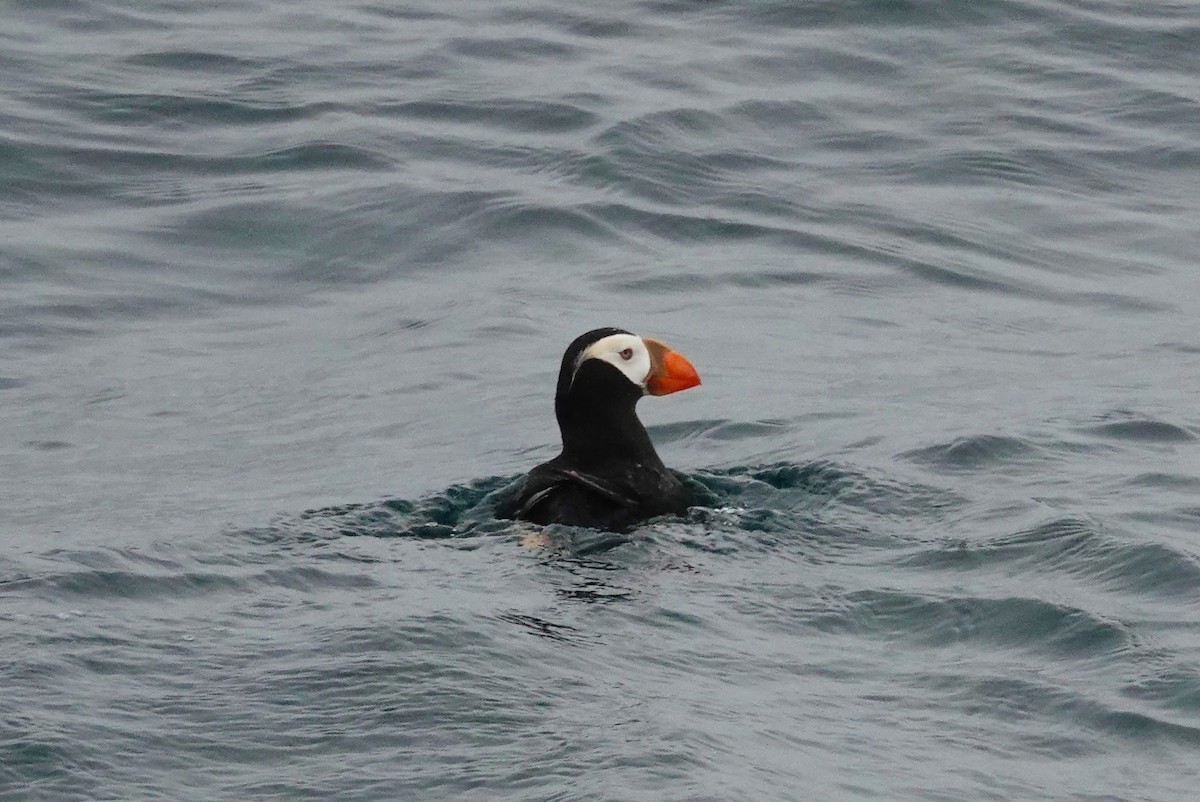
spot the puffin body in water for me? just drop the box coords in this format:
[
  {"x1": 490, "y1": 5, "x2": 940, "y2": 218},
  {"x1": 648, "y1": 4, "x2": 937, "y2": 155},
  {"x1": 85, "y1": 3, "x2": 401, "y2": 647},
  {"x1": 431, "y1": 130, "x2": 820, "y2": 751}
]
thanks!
[{"x1": 501, "y1": 328, "x2": 701, "y2": 532}]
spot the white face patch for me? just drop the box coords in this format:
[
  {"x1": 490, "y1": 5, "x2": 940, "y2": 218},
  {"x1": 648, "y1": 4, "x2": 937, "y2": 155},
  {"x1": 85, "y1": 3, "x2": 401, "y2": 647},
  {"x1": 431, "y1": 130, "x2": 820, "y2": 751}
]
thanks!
[{"x1": 577, "y1": 333, "x2": 651, "y2": 390}]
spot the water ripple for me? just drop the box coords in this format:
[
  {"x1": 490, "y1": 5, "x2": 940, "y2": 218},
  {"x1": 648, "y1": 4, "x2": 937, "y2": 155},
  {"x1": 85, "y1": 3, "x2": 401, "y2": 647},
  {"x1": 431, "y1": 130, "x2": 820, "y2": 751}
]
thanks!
[
  {"x1": 900, "y1": 517, "x2": 1200, "y2": 601},
  {"x1": 1081, "y1": 414, "x2": 1196, "y2": 443},
  {"x1": 813, "y1": 589, "x2": 1130, "y2": 657},
  {"x1": 902, "y1": 434, "x2": 1046, "y2": 472},
  {"x1": 381, "y1": 98, "x2": 598, "y2": 134}
]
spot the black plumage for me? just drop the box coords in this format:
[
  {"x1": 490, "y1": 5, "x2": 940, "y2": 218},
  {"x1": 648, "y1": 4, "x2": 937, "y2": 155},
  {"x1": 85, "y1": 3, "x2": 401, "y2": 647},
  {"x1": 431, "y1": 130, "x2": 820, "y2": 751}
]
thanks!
[{"x1": 499, "y1": 328, "x2": 698, "y2": 532}]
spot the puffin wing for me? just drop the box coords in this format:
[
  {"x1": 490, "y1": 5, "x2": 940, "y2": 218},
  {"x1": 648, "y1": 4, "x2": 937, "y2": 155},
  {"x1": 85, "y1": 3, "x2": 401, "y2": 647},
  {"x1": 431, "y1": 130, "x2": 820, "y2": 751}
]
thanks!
[
  {"x1": 551, "y1": 468, "x2": 637, "y2": 507},
  {"x1": 508, "y1": 465, "x2": 637, "y2": 523}
]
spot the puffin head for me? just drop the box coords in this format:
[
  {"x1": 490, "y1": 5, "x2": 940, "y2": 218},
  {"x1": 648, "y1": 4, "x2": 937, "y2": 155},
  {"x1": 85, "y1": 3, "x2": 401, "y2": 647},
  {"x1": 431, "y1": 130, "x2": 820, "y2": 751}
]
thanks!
[{"x1": 555, "y1": 328, "x2": 700, "y2": 423}]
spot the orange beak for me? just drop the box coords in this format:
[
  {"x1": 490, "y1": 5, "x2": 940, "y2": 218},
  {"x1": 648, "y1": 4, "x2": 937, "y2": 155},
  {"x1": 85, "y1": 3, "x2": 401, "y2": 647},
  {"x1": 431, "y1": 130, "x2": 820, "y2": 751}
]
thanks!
[{"x1": 643, "y1": 338, "x2": 701, "y2": 396}]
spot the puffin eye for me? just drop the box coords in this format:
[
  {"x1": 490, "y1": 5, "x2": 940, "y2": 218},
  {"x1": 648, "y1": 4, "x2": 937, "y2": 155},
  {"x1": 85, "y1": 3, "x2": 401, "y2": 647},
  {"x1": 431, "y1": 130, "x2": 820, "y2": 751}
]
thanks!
[{"x1": 619, "y1": 348, "x2": 634, "y2": 360}]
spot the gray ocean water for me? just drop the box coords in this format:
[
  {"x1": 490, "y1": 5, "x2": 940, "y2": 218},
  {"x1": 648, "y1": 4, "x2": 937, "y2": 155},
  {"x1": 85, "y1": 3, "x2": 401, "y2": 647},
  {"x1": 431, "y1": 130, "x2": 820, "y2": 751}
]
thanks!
[{"x1": 4, "y1": 1, "x2": 1200, "y2": 799}]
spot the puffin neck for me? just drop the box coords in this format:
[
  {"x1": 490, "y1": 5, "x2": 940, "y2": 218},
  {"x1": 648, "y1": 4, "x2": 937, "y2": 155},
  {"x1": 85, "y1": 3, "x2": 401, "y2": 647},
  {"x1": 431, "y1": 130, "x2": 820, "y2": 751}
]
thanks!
[{"x1": 555, "y1": 366, "x2": 663, "y2": 468}]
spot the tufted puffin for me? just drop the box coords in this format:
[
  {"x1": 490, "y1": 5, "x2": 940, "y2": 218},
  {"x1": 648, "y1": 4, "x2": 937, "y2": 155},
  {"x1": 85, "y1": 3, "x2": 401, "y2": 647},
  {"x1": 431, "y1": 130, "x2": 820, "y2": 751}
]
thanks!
[{"x1": 500, "y1": 328, "x2": 701, "y2": 532}]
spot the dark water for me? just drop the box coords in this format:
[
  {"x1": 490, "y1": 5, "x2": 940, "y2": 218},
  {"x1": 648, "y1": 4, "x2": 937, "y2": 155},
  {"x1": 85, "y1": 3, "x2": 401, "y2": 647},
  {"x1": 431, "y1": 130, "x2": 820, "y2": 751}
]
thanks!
[{"x1": 4, "y1": 0, "x2": 1200, "y2": 799}]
